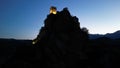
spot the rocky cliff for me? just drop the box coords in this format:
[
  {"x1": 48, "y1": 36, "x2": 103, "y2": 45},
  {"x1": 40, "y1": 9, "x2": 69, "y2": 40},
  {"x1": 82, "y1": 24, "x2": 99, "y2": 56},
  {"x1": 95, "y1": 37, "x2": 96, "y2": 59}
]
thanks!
[{"x1": 32, "y1": 7, "x2": 89, "y2": 68}]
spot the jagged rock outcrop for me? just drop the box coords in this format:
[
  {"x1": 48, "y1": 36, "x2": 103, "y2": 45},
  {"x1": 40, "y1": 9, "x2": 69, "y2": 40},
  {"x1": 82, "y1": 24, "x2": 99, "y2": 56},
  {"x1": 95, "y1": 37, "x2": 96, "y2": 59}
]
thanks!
[{"x1": 33, "y1": 7, "x2": 89, "y2": 68}]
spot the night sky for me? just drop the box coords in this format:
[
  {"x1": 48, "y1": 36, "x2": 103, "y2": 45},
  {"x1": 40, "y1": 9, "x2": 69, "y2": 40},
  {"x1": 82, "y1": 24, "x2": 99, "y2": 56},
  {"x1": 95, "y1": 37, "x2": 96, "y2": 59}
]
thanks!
[{"x1": 0, "y1": 0, "x2": 120, "y2": 39}]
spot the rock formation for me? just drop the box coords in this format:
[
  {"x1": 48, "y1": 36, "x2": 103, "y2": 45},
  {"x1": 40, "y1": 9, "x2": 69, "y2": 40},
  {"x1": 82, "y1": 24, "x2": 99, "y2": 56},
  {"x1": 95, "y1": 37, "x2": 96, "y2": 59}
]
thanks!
[{"x1": 32, "y1": 7, "x2": 89, "y2": 68}]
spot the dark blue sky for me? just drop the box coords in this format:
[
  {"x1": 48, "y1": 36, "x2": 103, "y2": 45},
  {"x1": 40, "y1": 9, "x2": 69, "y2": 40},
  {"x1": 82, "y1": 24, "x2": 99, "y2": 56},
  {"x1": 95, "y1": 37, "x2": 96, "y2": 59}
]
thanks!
[{"x1": 0, "y1": 0, "x2": 120, "y2": 39}]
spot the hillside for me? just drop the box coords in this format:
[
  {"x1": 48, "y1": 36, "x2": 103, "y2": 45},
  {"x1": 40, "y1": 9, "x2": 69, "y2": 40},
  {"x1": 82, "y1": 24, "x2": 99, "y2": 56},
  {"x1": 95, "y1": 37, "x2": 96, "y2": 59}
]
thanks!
[{"x1": 89, "y1": 30, "x2": 120, "y2": 39}]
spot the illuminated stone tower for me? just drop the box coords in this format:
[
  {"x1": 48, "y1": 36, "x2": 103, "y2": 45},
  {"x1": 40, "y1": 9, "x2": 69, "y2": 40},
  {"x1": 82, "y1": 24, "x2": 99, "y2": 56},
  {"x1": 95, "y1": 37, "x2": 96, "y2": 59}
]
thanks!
[{"x1": 50, "y1": 6, "x2": 57, "y2": 14}]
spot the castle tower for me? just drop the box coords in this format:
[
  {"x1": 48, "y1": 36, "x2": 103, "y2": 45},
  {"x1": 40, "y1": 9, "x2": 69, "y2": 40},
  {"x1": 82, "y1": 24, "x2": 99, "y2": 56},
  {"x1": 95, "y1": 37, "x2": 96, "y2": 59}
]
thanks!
[{"x1": 50, "y1": 6, "x2": 57, "y2": 14}]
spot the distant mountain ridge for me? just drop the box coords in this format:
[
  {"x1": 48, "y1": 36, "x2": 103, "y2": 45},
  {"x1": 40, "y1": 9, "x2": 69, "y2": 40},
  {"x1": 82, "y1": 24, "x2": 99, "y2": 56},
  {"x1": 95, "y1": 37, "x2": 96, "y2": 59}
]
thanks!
[{"x1": 89, "y1": 30, "x2": 120, "y2": 39}]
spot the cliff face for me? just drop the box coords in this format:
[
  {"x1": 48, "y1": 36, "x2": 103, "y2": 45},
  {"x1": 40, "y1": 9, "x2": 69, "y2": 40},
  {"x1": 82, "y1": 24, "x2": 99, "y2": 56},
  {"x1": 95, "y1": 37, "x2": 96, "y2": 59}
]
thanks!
[
  {"x1": 33, "y1": 8, "x2": 89, "y2": 67},
  {"x1": 34, "y1": 8, "x2": 88, "y2": 46}
]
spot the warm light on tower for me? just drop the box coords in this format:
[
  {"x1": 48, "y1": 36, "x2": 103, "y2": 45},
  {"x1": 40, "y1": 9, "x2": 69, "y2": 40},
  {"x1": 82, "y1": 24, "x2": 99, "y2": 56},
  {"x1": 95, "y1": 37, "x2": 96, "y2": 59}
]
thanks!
[{"x1": 50, "y1": 6, "x2": 57, "y2": 14}]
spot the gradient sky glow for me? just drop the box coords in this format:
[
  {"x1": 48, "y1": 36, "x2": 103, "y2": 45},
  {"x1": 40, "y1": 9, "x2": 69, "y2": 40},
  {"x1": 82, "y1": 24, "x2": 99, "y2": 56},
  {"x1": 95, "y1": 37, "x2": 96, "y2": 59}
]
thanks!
[{"x1": 0, "y1": 0, "x2": 120, "y2": 39}]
